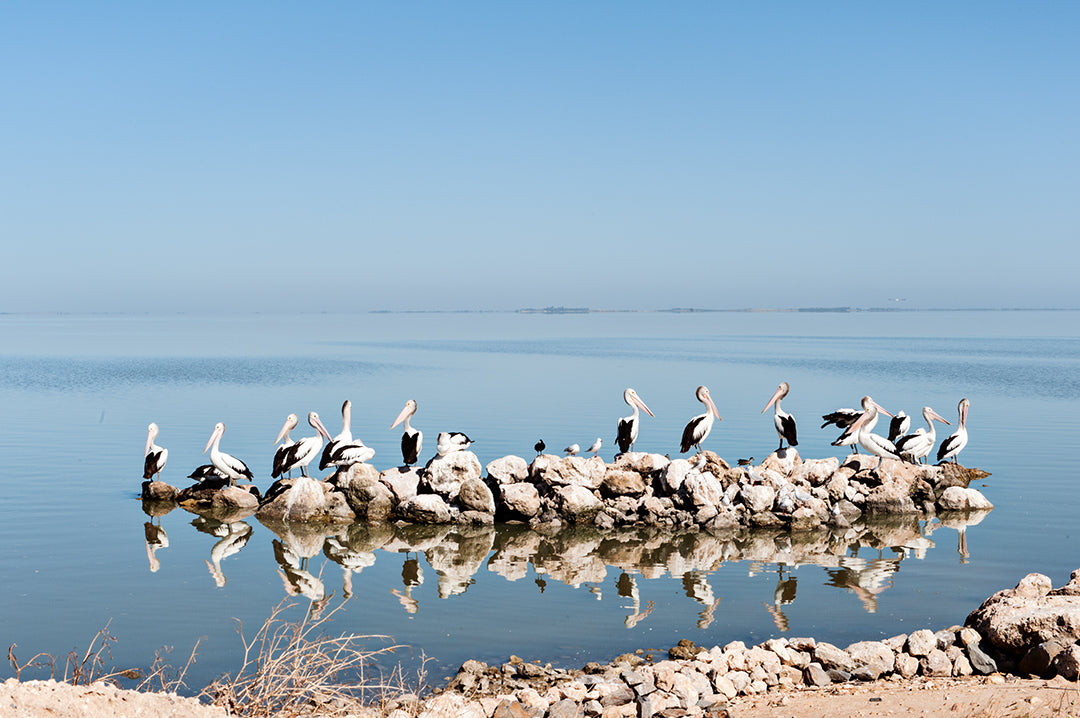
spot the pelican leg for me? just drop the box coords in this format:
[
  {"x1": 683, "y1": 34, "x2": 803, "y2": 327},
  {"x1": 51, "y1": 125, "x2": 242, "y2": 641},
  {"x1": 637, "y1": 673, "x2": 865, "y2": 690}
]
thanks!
[{"x1": 300, "y1": 465, "x2": 309, "y2": 477}]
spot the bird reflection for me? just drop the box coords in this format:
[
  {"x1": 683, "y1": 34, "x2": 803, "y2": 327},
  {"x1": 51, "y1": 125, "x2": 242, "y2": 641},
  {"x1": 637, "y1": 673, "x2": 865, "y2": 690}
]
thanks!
[
  {"x1": 763, "y1": 566, "x2": 797, "y2": 631},
  {"x1": 824, "y1": 552, "x2": 900, "y2": 613},
  {"x1": 143, "y1": 521, "x2": 169, "y2": 573},
  {"x1": 389, "y1": 553, "x2": 423, "y2": 614},
  {"x1": 616, "y1": 572, "x2": 654, "y2": 628},
  {"x1": 323, "y1": 535, "x2": 376, "y2": 599},
  {"x1": 273, "y1": 538, "x2": 330, "y2": 616},
  {"x1": 191, "y1": 517, "x2": 253, "y2": 587}
]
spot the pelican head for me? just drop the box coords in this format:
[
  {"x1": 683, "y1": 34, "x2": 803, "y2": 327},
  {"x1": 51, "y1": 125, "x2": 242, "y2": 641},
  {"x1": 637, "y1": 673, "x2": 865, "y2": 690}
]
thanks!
[
  {"x1": 761, "y1": 382, "x2": 790, "y2": 414},
  {"x1": 274, "y1": 413, "x2": 299, "y2": 445},
  {"x1": 957, "y1": 398, "x2": 970, "y2": 427},
  {"x1": 924, "y1": 406, "x2": 951, "y2": 425},
  {"x1": 308, "y1": 411, "x2": 332, "y2": 441},
  {"x1": 696, "y1": 385, "x2": 722, "y2": 420},
  {"x1": 145, "y1": 423, "x2": 160, "y2": 454},
  {"x1": 203, "y1": 422, "x2": 225, "y2": 454},
  {"x1": 391, "y1": 399, "x2": 418, "y2": 429},
  {"x1": 624, "y1": 388, "x2": 654, "y2": 417}
]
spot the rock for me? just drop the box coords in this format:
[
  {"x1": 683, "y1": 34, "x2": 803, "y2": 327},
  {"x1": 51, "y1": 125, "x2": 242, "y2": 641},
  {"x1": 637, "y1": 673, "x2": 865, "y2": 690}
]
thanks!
[
  {"x1": 794, "y1": 457, "x2": 840, "y2": 487},
  {"x1": 611, "y1": 452, "x2": 670, "y2": 475},
  {"x1": 555, "y1": 486, "x2": 601, "y2": 523},
  {"x1": 499, "y1": 482, "x2": 542, "y2": 518},
  {"x1": 602, "y1": 469, "x2": 648, "y2": 497},
  {"x1": 789, "y1": 506, "x2": 822, "y2": 531},
  {"x1": 761, "y1": 448, "x2": 800, "y2": 476},
  {"x1": 804, "y1": 662, "x2": 831, "y2": 687},
  {"x1": 906, "y1": 629, "x2": 937, "y2": 657},
  {"x1": 140, "y1": 480, "x2": 177, "y2": 501},
  {"x1": 845, "y1": 641, "x2": 894, "y2": 680},
  {"x1": 332, "y1": 462, "x2": 380, "y2": 490},
  {"x1": 379, "y1": 467, "x2": 422, "y2": 503},
  {"x1": 812, "y1": 642, "x2": 855, "y2": 673},
  {"x1": 398, "y1": 493, "x2": 452, "y2": 523},
  {"x1": 342, "y1": 481, "x2": 393, "y2": 522},
  {"x1": 256, "y1": 477, "x2": 343, "y2": 522},
  {"x1": 1018, "y1": 641, "x2": 1066, "y2": 678},
  {"x1": 966, "y1": 571, "x2": 1080, "y2": 657},
  {"x1": 458, "y1": 478, "x2": 496, "y2": 514},
  {"x1": 1052, "y1": 644, "x2": 1080, "y2": 680},
  {"x1": 920, "y1": 649, "x2": 953, "y2": 677},
  {"x1": 937, "y1": 487, "x2": 994, "y2": 511},
  {"x1": 531, "y1": 455, "x2": 607, "y2": 490},
  {"x1": 680, "y1": 471, "x2": 725, "y2": 509},
  {"x1": 739, "y1": 484, "x2": 776, "y2": 514},
  {"x1": 487, "y1": 455, "x2": 529, "y2": 484},
  {"x1": 895, "y1": 653, "x2": 919, "y2": 679},
  {"x1": 659, "y1": 460, "x2": 693, "y2": 495},
  {"x1": 423, "y1": 451, "x2": 483, "y2": 499},
  {"x1": 966, "y1": 642, "x2": 998, "y2": 675}
]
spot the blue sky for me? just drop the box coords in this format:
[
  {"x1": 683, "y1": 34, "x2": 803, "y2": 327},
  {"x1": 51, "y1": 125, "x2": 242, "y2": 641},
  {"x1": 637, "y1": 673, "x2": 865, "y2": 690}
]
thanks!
[{"x1": 1, "y1": 3, "x2": 1076, "y2": 312}]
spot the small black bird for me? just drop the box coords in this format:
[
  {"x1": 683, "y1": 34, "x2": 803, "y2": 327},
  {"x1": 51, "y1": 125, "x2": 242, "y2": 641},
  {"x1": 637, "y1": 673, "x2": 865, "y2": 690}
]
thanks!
[
  {"x1": 534, "y1": 439, "x2": 545, "y2": 455},
  {"x1": 737, "y1": 457, "x2": 754, "y2": 466}
]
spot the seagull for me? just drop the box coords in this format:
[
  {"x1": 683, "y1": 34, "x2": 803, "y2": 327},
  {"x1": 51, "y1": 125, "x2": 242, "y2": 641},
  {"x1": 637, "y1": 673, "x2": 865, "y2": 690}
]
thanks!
[
  {"x1": 143, "y1": 423, "x2": 168, "y2": 480},
  {"x1": 564, "y1": 443, "x2": 580, "y2": 456},
  {"x1": 936, "y1": 398, "x2": 970, "y2": 464},
  {"x1": 585, "y1": 438, "x2": 602, "y2": 457},
  {"x1": 680, "y1": 385, "x2": 722, "y2": 454},
  {"x1": 615, "y1": 388, "x2": 654, "y2": 453},
  {"x1": 761, "y1": 382, "x2": 797, "y2": 451}
]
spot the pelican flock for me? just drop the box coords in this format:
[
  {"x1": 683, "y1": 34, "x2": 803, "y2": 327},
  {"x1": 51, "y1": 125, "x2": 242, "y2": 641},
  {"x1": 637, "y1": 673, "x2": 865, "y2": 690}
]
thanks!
[{"x1": 145, "y1": 386, "x2": 973, "y2": 486}]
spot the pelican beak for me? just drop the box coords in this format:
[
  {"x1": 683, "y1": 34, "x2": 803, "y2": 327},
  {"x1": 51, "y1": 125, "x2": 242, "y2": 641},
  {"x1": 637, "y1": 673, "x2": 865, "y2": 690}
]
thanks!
[
  {"x1": 633, "y1": 393, "x2": 655, "y2": 417},
  {"x1": 144, "y1": 431, "x2": 155, "y2": 456},
  {"x1": 930, "y1": 409, "x2": 950, "y2": 425},
  {"x1": 761, "y1": 385, "x2": 784, "y2": 414},
  {"x1": 203, "y1": 425, "x2": 220, "y2": 455},
  {"x1": 312, "y1": 415, "x2": 332, "y2": 441},
  {"x1": 873, "y1": 401, "x2": 894, "y2": 418},
  {"x1": 390, "y1": 402, "x2": 413, "y2": 429},
  {"x1": 274, "y1": 418, "x2": 292, "y2": 445},
  {"x1": 706, "y1": 395, "x2": 722, "y2": 421}
]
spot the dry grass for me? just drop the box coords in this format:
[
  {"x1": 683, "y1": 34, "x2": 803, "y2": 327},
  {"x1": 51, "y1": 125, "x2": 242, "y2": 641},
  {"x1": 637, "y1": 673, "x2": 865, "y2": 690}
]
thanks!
[{"x1": 199, "y1": 598, "x2": 423, "y2": 717}]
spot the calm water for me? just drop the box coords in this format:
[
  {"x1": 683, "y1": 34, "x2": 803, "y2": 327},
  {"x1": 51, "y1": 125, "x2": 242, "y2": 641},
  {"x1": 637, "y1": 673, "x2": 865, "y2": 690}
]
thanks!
[{"x1": 0, "y1": 310, "x2": 1077, "y2": 690}]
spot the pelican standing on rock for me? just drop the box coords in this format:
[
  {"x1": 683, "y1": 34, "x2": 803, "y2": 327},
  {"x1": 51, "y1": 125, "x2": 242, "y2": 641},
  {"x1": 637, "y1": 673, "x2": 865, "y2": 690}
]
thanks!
[
  {"x1": 841, "y1": 396, "x2": 899, "y2": 470},
  {"x1": 271, "y1": 413, "x2": 299, "y2": 478},
  {"x1": 937, "y1": 398, "x2": 970, "y2": 464},
  {"x1": 143, "y1": 423, "x2": 168, "y2": 480},
  {"x1": 320, "y1": 400, "x2": 356, "y2": 471},
  {"x1": 762, "y1": 382, "x2": 798, "y2": 451},
  {"x1": 680, "y1": 385, "x2": 722, "y2": 454},
  {"x1": 436, "y1": 431, "x2": 473, "y2": 457},
  {"x1": 203, "y1": 422, "x2": 254, "y2": 485},
  {"x1": 888, "y1": 411, "x2": 911, "y2": 444},
  {"x1": 271, "y1": 412, "x2": 331, "y2": 479},
  {"x1": 895, "y1": 406, "x2": 950, "y2": 464},
  {"x1": 615, "y1": 388, "x2": 654, "y2": 454},
  {"x1": 390, "y1": 399, "x2": 422, "y2": 466}
]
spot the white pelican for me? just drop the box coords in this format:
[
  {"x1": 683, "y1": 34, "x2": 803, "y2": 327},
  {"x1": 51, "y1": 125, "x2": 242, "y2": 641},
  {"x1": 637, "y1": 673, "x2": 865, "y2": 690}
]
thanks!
[
  {"x1": 203, "y1": 422, "x2": 254, "y2": 484},
  {"x1": 534, "y1": 439, "x2": 546, "y2": 456},
  {"x1": 436, "y1": 431, "x2": 473, "y2": 456},
  {"x1": 936, "y1": 398, "x2": 970, "y2": 464},
  {"x1": 586, "y1": 438, "x2": 602, "y2": 456},
  {"x1": 680, "y1": 385, "x2": 722, "y2": 454},
  {"x1": 320, "y1": 399, "x2": 358, "y2": 471},
  {"x1": 888, "y1": 410, "x2": 911, "y2": 444},
  {"x1": 615, "y1": 388, "x2": 654, "y2": 454},
  {"x1": 761, "y1": 382, "x2": 798, "y2": 451},
  {"x1": 271, "y1": 413, "x2": 299, "y2": 478},
  {"x1": 564, "y1": 443, "x2": 580, "y2": 456},
  {"x1": 143, "y1": 423, "x2": 168, "y2": 480},
  {"x1": 843, "y1": 397, "x2": 900, "y2": 470},
  {"x1": 895, "y1": 406, "x2": 950, "y2": 464},
  {"x1": 326, "y1": 441, "x2": 376, "y2": 467},
  {"x1": 271, "y1": 412, "x2": 331, "y2": 478},
  {"x1": 830, "y1": 396, "x2": 887, "y2": 454},
  {"x1": 390, "y1": 399, "x2": 422, "y2": 466}
]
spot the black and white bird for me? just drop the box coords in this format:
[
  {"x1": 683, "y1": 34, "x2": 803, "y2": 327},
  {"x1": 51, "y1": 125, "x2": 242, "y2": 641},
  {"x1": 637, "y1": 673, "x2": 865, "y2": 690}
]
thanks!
[
  {"x1": 564, "y1": 443, "x2": 580, "y2": 456},
  {"x1": 271, "y1": 413, "x2": 299, "y2": 478},
  {"x1": 887, "y1": 411, "x2": 911, "y2": 444},
  {"x1": 320, "y1": 399, "x2": 357, "y2": 471},
  {"x1": 390, "y1": 399, "x2": 422, "y2": 466},
  {"x1": 534, "y1": 439, "x2": 546, "y2": 456},
  {"x1": 203, "y1": 422, "x2": 254, "y2": 485},
  {"x1": 326, "y1": 439, "x2": 376, "y2": 468},
  {"x1": 761, "y1": 382, "x2": 798, "y2": 451},
  {"x1": 436, "y1": 431, "x2": 473, "y2": 457},
  {"x1": 271, "y1": 411, "x2": 332, "y2": 479},
  {"x1": 821, "y1": 408, "x2": 862, "y2": 431},
  {"x1": 895, "y1": 406, "x2": 950, "y2": 464},
  {"x1": 936, "y1": 398, "x2": 970, "y2": 464},
  {"x1": 615, "y1": 388, "x2": 654, "y2": 454},
  {"x1": 143, "y1": 422, "x2": 168, "y2": 480},
  {"x1": 585, "y1": 438, "x2": 602, "y2": 457},
  {"x1": 840, "y1": 396, "x2": 899, "y2": 470},
  {"x1": 188, "y1": 464, "x2": 226, "y2": 482},
  {"x1": 830, "y1": 396, "x2": 884, "y2": 454},
  {"x1": 680, "y1": 385, "x2": 722, "y2": 454}
]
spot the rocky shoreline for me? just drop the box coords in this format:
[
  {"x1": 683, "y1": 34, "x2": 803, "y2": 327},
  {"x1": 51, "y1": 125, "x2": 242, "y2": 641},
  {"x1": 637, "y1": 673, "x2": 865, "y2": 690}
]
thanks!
[{"x1": 143, "y1": 448, "x2": 992, "y2": 531}]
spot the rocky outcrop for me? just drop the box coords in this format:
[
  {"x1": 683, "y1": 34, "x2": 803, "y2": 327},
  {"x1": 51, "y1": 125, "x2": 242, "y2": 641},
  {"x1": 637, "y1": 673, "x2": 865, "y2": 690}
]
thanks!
[{"x1": 256, "y1": 476, "x2": 355, "y2": 522}]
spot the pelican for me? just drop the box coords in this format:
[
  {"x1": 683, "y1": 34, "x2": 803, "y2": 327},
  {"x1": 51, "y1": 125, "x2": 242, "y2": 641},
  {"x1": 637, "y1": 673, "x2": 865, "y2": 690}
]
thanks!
[
  {"x1": 436, "y1": 431, "x2": 473, "y2": 457},
  {"x1": 615, "y1": 388, "x2": 654, "y2": 454},
  {"x1": 390, "y1": 400, "x2": 423, "y2": 466},
  {"x1": 895, "y1": 406, "x2": 950, "y2": 464},
  {"x1": 203, "y1": 422, "x2": 254, "y2": 485},
  {"x1": 842, "y1": 397, "x2": 899, "y2": 470},
  {"x1": 534, "y1": 439, "x2": 545, "y2": 456},
  {"x1": 586, "y1": 438, "x2": 602, "y2": 457},
  {"x1": 327, "y1": 441, "x2": 376, "y2": 467},
  {"x1": 143, "y1": 423, "x2": 168, "y2": 480},
  {"x1": 564, "y1": 443, "x2": 580, "y2": 456},
  {"x1": 936, "y1": 398, "x2": 970, "y2": 464},
  {"x1": 270, "y1": 412, "x2": 331, "y2": 479},
  {"x1": 320, "y1": 399, "x2": 357, "y2": 471},
  {"x1": 821, "y1": 408, "x2": 861, "y2": 430},
  {"x1": 188, "y1": 464, "x2": 226, "y2": 482},
  {"x1": 271, "y1": 413, "x2": 299, "y2": 478},
  {"x1": 888, "y1": 410, "x2": 911, "y2": 444},
  {"x1": 761, "y1": 382, "x2": 797, "y2": 451},
  {"x1": 680, "y1": 385, "x2": 722, "y2": 454}
]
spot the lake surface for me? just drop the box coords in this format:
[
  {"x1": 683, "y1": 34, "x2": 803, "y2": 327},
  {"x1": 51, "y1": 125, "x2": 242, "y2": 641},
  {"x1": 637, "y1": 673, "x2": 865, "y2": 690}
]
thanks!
[{"x1": 0, "y1": 309, "x2": 1077, "y2": 691}]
